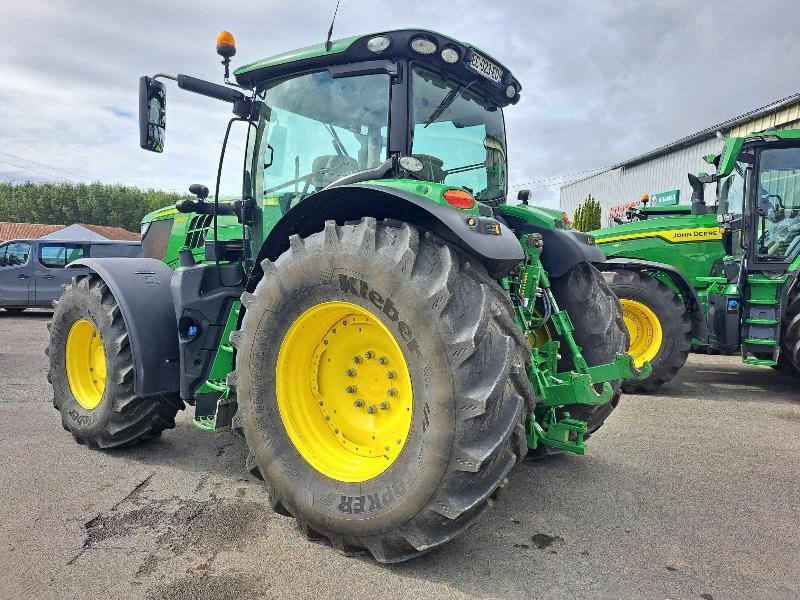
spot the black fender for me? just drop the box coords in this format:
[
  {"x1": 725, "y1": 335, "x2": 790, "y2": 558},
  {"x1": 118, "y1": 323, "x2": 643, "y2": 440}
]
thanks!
[
  {"x1": 246, "y1": 183, "x2": 525, "y2": 291},
  {"x1": 596, "y1": 257, "x2": 708, "y2": 341},
  {"x1": 501, "y1": 214, "x2": 606, "y2": 278},
  {"x1": 69, "y1": 258, "x2": 180, "y2": 397}
]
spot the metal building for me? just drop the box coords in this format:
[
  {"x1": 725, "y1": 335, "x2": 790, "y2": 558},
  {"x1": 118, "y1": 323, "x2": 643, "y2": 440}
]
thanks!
[{"x1": 559, "y1": 94, "x2": 800, "y2": 226}]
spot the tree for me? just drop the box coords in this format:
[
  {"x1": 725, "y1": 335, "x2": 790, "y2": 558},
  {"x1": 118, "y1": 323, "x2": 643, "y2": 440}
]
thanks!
[
  {"x1": 573, "y1": 195, "x2": 601, "y2": 232},
  {"x1": 0, "y1": 182, "x2": 191, "y2": 233}
]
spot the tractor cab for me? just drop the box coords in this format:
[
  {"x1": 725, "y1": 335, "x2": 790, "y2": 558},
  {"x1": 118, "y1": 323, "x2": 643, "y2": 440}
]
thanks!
[
  {"x1": 702, "y1": 132, "x2": 800, "y2": 268},
  {"x1": 139, "y1": 31, "x2": 521, "y2": 244}
]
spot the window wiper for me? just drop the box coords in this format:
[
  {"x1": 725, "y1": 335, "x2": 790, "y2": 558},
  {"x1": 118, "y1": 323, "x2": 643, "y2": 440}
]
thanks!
[
  {"x1": 325, "y1": 123, "x2": 350, "y2": 157},
  {"x1": 423, "y1": 80, "x2": 477, "y2": 128}
]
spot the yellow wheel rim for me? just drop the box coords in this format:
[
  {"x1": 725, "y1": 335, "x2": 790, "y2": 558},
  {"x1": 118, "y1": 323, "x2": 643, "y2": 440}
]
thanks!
[
  {"x1": 275, "y1": 301, "x2": 413, "y2": 483},
  {"x1": 65, "y1": 319, "x2": 106, "y2": 410},
  {"x1": 620, "y1": 299, "x2": 663, "y2": 368}
]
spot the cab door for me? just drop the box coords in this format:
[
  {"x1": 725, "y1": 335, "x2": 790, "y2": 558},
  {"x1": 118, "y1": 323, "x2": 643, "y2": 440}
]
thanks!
[
  {"x1": 34, "y1": 243, "x2": 86, "y2": 306},
  {"x1": 0, "y1": 241, "x2": 33, "y2": 306}
]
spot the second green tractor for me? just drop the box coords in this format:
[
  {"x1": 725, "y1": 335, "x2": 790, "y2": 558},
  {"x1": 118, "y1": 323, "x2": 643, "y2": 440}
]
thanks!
[{"x1": 592, "y1": 131, "x2": 800, "y2": 391}]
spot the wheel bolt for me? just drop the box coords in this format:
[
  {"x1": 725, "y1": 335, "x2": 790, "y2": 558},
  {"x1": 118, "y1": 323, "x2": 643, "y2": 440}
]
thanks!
[
  {"x1": 380, "y1": 401, "x2": 390, "y2": 410},
  {"x1": 387, "y1": 388, "x2": 397, "y2": 397},
  {"x1": 384, "y1": 446, "x2": 390, "y2": 452},
  {"x1": 365, "y1": 351, "x2": 375, "y2": 359},
  {"x1": 354, "y1": 399, "x2": 365, "y2": 408},
  {"x1": 346, "y1": 369, "x2": 356, "y2": 377},
  {"x1": 378, "y1": 356, "x2": 388, "y2": 365},
  {"x1": 352, "y1": 356, "x2": 363, "y2": 364},
  {"x1": 367, "y1": 405, "x2": 377, "y2": 414},
  {"x1": 346, "y1": 385, "x2": 357, "y2": 394},
  {"x1": 386, "y1": 370, "x2": 395, "y2": 379}
]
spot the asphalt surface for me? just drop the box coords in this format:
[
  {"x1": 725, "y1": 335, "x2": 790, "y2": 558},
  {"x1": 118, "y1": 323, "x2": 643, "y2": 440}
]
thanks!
[{"x1": 1, "y1": 309, "x2": 798, "y2": 600}]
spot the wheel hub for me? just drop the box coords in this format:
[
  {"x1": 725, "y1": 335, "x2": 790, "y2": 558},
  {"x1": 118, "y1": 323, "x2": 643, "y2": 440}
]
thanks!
[
  {"x1": 276, "y1": 302, "x2": 413, "y2": 482},
  {"x1": 65, "y1": 319, "x2": 106, "y2": 410},
  {"x1": 620, "y1": 299, "x2": 663, "y2": 368}
]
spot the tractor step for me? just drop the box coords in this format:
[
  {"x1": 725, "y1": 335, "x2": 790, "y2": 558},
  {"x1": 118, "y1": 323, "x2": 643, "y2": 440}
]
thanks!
[
  {"x1": 745, "y1": 318, "x2": 778, "y2": 326},
  {"x1": 743, "y1": 357, "x2": 778, "y2": 366},
  {"x1": 743, "y1": 338, "x2": 777, "y2": 346}
]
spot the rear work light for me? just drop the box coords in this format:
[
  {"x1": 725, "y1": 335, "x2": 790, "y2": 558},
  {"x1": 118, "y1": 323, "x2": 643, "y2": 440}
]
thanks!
[{"x1": 443, "y1": 189, "x2": 475, "y2": 210}]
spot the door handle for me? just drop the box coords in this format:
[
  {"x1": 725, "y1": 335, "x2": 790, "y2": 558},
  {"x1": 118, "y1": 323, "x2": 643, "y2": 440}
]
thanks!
[
  {"x1": 42, "y1": 274, "x2": 55, "y2": 279},
  {"x1": 18, "y1": 274, "x2": 29, "y2": 279}
]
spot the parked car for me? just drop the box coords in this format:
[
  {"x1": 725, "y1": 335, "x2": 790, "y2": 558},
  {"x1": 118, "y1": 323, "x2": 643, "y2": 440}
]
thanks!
[{"x1": 0, "y1": 239, "x2": 141, "y2": 312}]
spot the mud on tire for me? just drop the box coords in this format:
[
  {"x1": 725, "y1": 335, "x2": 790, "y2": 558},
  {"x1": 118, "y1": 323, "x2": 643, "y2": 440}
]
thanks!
[
  {"x1": 229, "y1": 218, "x2": 533, "y2": 562},
  {"x1": 603, "y1": 269, "x2": 691, "y2": 393},
  {"x1": 48, "y1": 274, "x2": 183, "y2": 448}
]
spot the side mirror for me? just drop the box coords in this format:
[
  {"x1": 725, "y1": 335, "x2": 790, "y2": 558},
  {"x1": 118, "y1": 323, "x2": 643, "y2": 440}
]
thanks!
[{"x1": 139, "y1": 76, "x2": 166, "y2": 152}]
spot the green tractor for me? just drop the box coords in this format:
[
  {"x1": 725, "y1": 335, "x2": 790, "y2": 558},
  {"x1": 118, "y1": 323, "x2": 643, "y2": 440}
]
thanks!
[
  {"x1": 48, "y1": 30, "x2": 647, "y2": 561},
  {"x1": 593, "y1": 131, "x2": 800, "y2": 392}
]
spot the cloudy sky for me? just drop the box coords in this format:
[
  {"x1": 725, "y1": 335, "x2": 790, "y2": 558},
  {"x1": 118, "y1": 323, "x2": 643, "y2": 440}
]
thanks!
[{"x1": 2, "y1": 0, "x2": 799, "y2": 207}]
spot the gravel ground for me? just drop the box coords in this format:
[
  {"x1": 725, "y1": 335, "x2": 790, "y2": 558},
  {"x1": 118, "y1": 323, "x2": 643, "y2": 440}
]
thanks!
[{"x1": 1, "y1": 309, "x2": 798, "y2": 600}]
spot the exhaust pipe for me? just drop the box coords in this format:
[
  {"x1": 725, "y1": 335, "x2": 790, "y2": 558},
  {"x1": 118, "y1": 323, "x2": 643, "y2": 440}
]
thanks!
[{"x1": 688, "y1": 173, "x2": 706, "y2": 215}]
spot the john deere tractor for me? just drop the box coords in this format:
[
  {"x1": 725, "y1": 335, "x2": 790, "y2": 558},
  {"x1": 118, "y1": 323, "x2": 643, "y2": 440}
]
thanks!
[
  {"x1": 48, "y1": 30, "x2": 647, "y2": 561},
  {"x1": 593, "y1": 131, "x2": 800, "y2": 392}
]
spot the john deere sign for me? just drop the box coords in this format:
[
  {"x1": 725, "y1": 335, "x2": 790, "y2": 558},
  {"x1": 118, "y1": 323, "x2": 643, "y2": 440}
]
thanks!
[{"x1": 650, "y1": 189, "x2": 680, "y2": 206}]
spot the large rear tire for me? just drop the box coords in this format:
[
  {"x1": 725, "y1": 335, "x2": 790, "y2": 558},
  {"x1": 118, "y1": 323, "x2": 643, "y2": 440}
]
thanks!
[
  {"x1": 230, "y1": 218, "x2": 533, "y2": 562},
  {"x1": 603, "y1": 270, "x2": 691, "y2": 393},
  {"x1": 549, "y1": 262, "x2": 628, "y2": 435},
  {"x1": 48, "y1": 274, "x2": 183, "y2": 448},
  {"x1": 780, "y1": 282, "x2": 800, "y2": 376}
]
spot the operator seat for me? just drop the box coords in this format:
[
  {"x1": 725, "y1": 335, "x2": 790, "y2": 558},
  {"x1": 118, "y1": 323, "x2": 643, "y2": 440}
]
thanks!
[{"x1": 311, "y1": 155, "x2": 359, "y2": 190}]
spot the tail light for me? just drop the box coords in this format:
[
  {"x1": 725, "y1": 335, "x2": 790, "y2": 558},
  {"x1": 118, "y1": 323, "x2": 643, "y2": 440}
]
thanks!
[{"x1": 443, "y1": 189, "x2": 475, "y2": 210}]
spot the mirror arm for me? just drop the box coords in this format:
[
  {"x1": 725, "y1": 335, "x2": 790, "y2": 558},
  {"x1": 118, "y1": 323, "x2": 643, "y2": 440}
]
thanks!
[{"x1": 152, "y1": 73, "x2": 178, "y2": 82}]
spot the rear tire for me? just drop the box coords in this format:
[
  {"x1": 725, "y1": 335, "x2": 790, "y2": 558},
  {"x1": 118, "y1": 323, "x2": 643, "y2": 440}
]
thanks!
[
  {"x1": 603, "y1": 270, "x2": 691, "y2": 393},
  {"x1": 780, "y1": 282, "x2": 800, "y2": 376},
  {"x1": 230, "y1": 218, "x2": 533, "y2": 562},
  {"x1": 48, "y1": 274, "x2": 183, "y2": 449},
  {"x1": 549, "y1": 262, "x2": 628, "y2": 435}
]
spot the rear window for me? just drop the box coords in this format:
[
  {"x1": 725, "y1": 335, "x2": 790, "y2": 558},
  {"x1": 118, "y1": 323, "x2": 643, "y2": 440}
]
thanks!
[
  {"x1": 39, "y1": 244, "x2": 84, "y2": 268},
  {"x1": 142, "y1": 219, "x2": 173, "y2": 260}
]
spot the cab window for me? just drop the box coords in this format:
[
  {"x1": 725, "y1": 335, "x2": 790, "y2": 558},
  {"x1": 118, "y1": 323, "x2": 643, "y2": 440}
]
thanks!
[
  {"x1": 39, "y1": 244, "x2": 84, "y2": 268},
  {"x1": 755, "y1": 147, "x2": 800, "y2": 261},
  {"x1": 255, "y1": 71, "x2": 390, "y2": 213},
  {"x1": 0, "y1": 242, "x2": 31, "y2": 267}
]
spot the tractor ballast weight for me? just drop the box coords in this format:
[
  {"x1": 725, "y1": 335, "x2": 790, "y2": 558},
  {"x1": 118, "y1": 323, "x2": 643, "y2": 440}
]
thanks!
[{"x1": 49, "y1": 28, "x2": 648, "y2": 562}]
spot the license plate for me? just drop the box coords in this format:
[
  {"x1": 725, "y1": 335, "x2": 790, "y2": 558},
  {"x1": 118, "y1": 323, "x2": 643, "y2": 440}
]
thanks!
[{"x1": 467, "y1": 51, "x2": 503, "y2": 84}]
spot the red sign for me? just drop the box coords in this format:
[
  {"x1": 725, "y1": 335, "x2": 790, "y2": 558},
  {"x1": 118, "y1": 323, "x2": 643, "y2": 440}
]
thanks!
[{"x1": 608, "y1": 201, "x2": 639, "y2": 220}]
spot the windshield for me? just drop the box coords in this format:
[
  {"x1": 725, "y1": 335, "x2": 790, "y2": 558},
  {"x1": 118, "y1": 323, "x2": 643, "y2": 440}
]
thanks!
[
  {"x1": 254, "y1": 71, "x2": 390, "y2": 212},
  {"x1": 755, "y1": 146, "x2": 800, "y2": 261},
  {"x1": 410, "y1": 64, "x2": 507, "y2": 202}
]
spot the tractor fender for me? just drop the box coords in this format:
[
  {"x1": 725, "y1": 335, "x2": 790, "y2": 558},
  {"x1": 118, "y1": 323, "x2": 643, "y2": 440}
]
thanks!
[
  {"x1": 500, "y1": 214, "x2": 606, "y2": 278},
  {"x1": 68, "y1": 258, "x2": 180, "y2": 397},
  {"x1": 596, "y1": 257, "x2": 708, "y2": 341},
  {"x1": 247, "y1": 183, "x2": 525, "y2": 291}
]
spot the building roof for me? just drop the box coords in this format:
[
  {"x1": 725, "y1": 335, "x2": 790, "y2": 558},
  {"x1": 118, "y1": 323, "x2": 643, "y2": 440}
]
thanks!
[
  {"x1": 563, "y1": 92, "x2": 800, "y2": 188},
  {"x1": 0, "y1": 221, "x2": 139, "y2": 242},
  {"x1": 615, "y1": 93, "x2": 800, "y2": 170}
]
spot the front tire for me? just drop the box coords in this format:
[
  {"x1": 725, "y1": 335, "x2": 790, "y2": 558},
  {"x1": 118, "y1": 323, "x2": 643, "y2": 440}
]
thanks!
[
  {"x1": 549, "y1": 262, "x2": 629, "y2": 435},
  {"x1": 48, "y1": 274, "x2": 183, "y2": 448},
  {"x1": 780, "y1": 282, "x2": 800, "y2": 376},
  {"x1": 603, "y1": 270, "x2": 691, "y2": 393},
  {"x1": 230, "y1": 218, "x2": 533, "y2": 562}
]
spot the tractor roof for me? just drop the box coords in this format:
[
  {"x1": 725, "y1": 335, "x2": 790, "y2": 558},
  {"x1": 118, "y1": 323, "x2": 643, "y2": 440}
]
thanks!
[{"x1": 233, "y1": 29, "x2": 520, "y2": 106}]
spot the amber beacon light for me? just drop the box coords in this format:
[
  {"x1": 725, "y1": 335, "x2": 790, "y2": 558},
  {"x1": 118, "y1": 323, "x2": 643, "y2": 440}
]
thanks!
[{"x1": 216, "y1": 31, "x2": 237, "y2": 58}]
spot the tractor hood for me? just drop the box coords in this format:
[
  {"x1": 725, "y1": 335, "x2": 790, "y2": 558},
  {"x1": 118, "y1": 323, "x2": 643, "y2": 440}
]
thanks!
[{"x1": 591, "y1": 212, "x2": 721, "y2": 245}]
